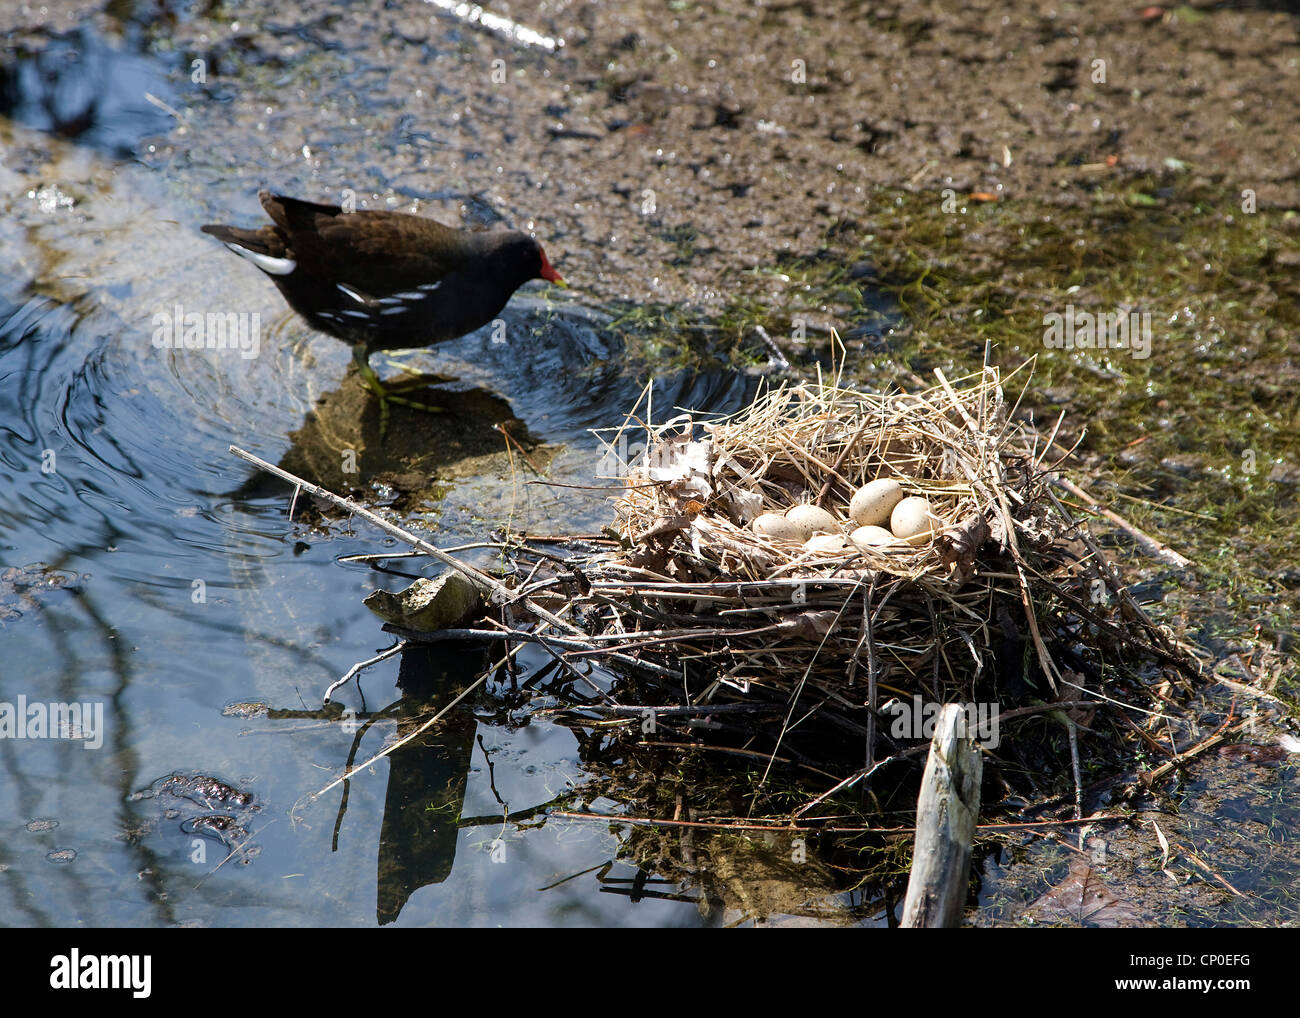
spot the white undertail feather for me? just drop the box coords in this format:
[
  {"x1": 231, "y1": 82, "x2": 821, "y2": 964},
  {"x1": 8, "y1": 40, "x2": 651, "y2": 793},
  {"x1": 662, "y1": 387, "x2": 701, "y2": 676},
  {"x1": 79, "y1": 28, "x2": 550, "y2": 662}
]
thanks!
[{"x1": 225, "y1": 242, "x2": 296, "y2": 276}]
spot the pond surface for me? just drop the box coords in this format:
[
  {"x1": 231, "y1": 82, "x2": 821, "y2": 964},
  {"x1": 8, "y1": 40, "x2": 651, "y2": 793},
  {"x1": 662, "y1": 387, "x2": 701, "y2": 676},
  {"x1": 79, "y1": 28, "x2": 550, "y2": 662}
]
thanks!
[
  {"x1": 0, "y1": 269, "x2": 754, "y2": 926},
  {"x1": 0, "y1": 13, "x2": 761, "y2": 927}
]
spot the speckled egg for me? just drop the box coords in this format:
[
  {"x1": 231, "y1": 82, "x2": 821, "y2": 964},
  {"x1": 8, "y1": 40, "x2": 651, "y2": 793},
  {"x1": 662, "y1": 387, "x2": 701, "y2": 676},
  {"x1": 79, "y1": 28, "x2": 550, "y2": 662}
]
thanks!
[
  {"x1": 849, "y1": 478, "x2": 906, "y2": 528},
  {"x1": 850, "y1": 525, "x2": 900, "y2": 550},
  {"x1": 890, "y1": 497, "x2": 941, "y2": 546},
  {"x1": 752, "y1": 512, "x2": 803, "y2": 542},
  {"x1": 785, "y1": 504, "x2": 840, "y2": 541}
]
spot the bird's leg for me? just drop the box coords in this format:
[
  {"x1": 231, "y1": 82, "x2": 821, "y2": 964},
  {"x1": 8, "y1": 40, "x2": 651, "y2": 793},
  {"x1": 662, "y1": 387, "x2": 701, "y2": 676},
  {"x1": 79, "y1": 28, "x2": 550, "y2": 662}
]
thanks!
[
  {"x1": 352, "y1": 345, "x2": 445, "y2": 439},
  {"x1": 352, "y1": 344, "x2": 394, "y2": 437}
]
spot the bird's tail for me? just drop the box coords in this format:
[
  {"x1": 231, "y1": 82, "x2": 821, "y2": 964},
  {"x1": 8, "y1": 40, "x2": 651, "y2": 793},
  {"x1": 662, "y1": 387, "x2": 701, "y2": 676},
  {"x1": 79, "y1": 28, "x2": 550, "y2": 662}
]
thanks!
[{"x1": 200, "y1": 223, "x2": 297, "y2": 277}]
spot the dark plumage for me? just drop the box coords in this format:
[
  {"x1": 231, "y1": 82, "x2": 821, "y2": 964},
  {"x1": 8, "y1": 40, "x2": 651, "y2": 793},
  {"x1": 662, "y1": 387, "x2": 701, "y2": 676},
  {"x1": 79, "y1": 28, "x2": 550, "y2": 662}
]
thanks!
[
  {"x1": 202, "y1": 190, "x2": 563, "y2": 358},
  {"x1": 202, "y1": 190, "x2": 564, "y2": 434}
]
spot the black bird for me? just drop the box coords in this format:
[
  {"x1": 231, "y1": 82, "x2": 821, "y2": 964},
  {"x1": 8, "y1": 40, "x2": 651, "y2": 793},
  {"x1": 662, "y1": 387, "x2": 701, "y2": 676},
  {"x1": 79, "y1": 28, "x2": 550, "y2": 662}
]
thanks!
[{"x1": 202, "y1": 189, "x2": 564, "y2": 429}]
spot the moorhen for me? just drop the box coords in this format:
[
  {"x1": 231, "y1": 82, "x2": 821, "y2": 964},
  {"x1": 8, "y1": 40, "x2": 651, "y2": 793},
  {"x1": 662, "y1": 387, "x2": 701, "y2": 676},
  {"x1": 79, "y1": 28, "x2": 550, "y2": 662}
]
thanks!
[{"x1": 202, "y1": 190, "x2": 564, "y2": 431}]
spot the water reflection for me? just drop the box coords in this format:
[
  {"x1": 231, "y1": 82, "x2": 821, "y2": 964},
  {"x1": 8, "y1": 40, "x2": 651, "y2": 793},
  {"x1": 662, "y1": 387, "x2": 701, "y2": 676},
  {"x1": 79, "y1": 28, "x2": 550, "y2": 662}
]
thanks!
[
  {"x1": 0, "y1": 25, "x2": 175, "y2": 157},
  {"x1": 0, "y1": 11, "x2": 763, "y2": 930},
  {"x1": 0, "y1": 261, "x2": 757, "y2": 926}
]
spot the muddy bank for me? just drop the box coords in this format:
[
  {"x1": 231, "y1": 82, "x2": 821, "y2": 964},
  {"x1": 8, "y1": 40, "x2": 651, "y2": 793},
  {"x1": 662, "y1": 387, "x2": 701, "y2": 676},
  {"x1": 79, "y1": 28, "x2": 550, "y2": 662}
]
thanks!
[{"x1": 11, "y1": 0, "x2": 1296, "y2": 313}]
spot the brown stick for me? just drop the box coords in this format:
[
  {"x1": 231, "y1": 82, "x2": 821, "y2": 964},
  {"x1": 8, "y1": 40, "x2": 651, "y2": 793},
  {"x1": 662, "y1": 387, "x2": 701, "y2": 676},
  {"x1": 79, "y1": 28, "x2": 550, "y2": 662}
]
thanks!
[
  {"x1": 551, "y1": 811, "x2": 1128, "y2": 834},
  {"x1": 814, "y1": 417, "x2": 874, "y2": 508},
  {"x1": 551, "y1": 812, "x2": 912, "y2": 834},
  {"x1": 1051, "y1": 474, "x2": 1190, "y2": 569},
  {"x1": 1126, "y1": 719, "x2": 1245, "y2": 794}
]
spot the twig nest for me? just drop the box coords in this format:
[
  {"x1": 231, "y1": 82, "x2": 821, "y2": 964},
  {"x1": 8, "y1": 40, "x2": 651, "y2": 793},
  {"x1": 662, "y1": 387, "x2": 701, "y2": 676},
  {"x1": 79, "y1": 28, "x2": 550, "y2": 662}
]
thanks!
[
  {"x1": 752, "y1": 512, "x2": 803, "y2": 542},
  {"x1": 849, "y1": 478, "x2": 906, "y2": 528},
  {"x1": 785, "y1": 503, "x2": 840, "y2": 541},
  {"x1": 850, "y1": 525, "x2": 900, "y2": 550},
  {"x1": 804, "y1": 533, "x2": 852, "y2": 555},
  {"x1": 891, "y1": 496, "x2": 942, "y2": 546}
]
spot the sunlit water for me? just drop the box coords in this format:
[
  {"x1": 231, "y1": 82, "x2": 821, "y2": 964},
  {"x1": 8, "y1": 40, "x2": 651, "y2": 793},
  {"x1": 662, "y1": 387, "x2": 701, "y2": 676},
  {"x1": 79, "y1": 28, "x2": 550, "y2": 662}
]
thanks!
[
  {"x1": 0, "y1": 242, "x2": 761, "y2": 928},
  {"x1": 0, "y1": 24, "x2": 759, "y2": 927}
]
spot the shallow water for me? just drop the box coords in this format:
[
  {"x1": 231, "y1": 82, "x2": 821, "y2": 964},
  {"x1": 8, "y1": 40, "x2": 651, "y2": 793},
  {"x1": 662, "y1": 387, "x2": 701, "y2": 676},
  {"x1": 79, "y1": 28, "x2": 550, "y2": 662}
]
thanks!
[
  {"x1": 0, "y1": 211, "x2": 763, "y2": 927},
  {"x1": 0, "y1": 18, "x2": 769, "y2": 924}
]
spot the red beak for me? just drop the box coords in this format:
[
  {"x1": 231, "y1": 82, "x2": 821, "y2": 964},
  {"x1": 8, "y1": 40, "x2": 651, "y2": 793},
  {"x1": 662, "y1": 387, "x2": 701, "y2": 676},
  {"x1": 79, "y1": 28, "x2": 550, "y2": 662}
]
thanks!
[{"x1": 538, "y1": 246, "x2": 565, "y2": 285}]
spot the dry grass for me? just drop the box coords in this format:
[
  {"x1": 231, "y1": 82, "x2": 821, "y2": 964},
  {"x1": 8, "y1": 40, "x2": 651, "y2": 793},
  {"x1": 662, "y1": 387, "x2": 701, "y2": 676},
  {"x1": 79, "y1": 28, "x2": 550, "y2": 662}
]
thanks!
[
  {"x1": 320, "y1": 353, "x2": 1196, "y2": 785},
  {"x1": 567, "y1": 360, "x2": 1076, "y2": 711}
]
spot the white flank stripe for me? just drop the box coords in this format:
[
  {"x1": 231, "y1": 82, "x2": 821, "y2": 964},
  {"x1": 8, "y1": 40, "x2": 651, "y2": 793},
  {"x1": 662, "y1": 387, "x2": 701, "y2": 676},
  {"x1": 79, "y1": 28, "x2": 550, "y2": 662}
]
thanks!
[
  {"x1": 339, "y1": 310, "x2": 371, "y2": 320},
  {"x1": 393, "y1": 289, "x2": 432, "y2": 300},
  {"x1": 336, "y1": 282, "x2": 370, "y2": 304},
  {"x1": 380, "y1": 306, "x2": 408, "y2": 316},
  {"x1": 226, "y1": 243, "x2": 296, "y2": 276}
]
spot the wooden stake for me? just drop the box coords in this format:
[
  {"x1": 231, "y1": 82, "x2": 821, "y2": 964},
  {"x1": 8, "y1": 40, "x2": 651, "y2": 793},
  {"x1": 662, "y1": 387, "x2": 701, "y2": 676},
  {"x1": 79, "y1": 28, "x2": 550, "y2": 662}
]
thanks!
[{"x1": 901, "y1": 704, "x2": 982, "y2": 928}]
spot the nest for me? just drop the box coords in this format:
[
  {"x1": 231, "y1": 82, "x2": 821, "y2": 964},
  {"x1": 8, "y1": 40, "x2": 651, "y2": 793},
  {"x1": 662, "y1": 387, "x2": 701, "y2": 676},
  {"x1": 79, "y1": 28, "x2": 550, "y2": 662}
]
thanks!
[
  {"x1": 571, "y1": 365, "x2": 1075, "y2": 709},
  {"x1": 360, "y1": 362, "x2": 1192, "y2": 775}
]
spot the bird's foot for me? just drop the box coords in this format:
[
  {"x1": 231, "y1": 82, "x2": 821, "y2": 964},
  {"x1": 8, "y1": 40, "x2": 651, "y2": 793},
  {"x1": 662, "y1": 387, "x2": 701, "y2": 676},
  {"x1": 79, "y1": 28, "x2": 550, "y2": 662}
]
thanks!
[
  {"x1": 375, "y1": 392, "x2": 446, "y2": 440},
  {"x1": 373, "y1": 352, "x2": 456, "y2": 390},
  {"x1": 353, "y1": 350, "x2": 445, "y2": 440}
]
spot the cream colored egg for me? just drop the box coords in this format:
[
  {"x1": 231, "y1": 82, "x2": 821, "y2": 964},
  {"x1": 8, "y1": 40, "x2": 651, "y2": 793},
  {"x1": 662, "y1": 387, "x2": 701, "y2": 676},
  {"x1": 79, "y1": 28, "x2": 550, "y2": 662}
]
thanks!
[
  {"x1": 804, "y1": 533, "x2": 852, "y2": 555},
  {"x1": 890, "y1": 496, "x2": 941, "y2": 546},
  {"x1": 785, "y1": 504, "x2": 839, "y2": 541},
  {"x1": 850, "y1": 525, "x2": 900, "y2": 550},
  {"x1": 752, "y1": 512, "x2": 803, "y2": 542},
  {"x1": 849, "y1": 478, "x2": 906, "y2": 528}
]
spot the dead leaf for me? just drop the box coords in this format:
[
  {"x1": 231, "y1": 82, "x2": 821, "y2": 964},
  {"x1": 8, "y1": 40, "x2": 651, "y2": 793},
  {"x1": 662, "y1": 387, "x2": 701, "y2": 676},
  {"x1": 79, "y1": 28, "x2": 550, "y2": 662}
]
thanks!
[
  {"x1": 1025, "y1": 857, "x2": 1142, "y2": 927},
  {"x1": 936, "y1": 512, "x2": 990, "y2": 585},
  {"x1": 1219, "y1": 743, "x2": 1288, "y2": 764},
  {"x1": 1150, "y1": 818, "x2": 1171, "y2": 869}
]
